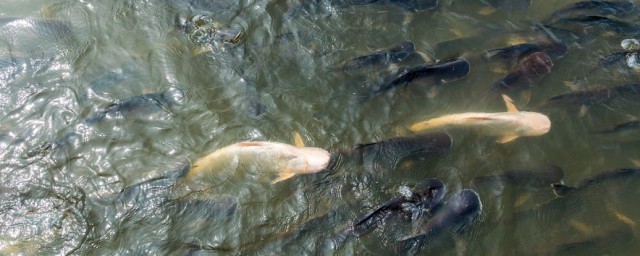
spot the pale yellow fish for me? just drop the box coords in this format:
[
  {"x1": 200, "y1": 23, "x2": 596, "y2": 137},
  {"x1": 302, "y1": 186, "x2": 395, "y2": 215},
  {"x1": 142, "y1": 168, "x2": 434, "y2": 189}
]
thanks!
[
  {"x1": 409, "y1": 95, "x2": 551, "y2": 143},
  {"x1": 185, "y1": 141, "x2": 331, "y2": 184},
  {"x1": 612, "y1": 210, "x2": 636, "y2": 227}
]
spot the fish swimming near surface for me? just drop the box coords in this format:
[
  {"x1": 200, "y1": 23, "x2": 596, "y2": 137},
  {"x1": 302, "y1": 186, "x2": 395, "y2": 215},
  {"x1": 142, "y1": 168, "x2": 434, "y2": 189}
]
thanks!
[
  {"x1": 536, "y1": 83, "x2": 640, "y2": 115},
  {"x1": 547, "y1": 0, "x2": 636, "y2": 21},
  {"x1": 551, "y1": 168, "x2": 640, "y2": 196},
  {"x1": 395, "y1": 189, "x2": 482, "y2": 256},
  {"x1": 349, "y1": 132, "x2": 453, "y2": 170},
  {"x1": 592, "y1": 120, "x2": 640, "y2": 142},
  {"x1": 359, "y1": 57, "x2": 470, "y2": 103},
  {"x1": 484, "y1": 41, "x2": 567, "y2": 64},
  {"x1": 184, "y1": 141, "x2": 332, "y2": 184},
  {"x1": 330, "y1": 178, "x2": 446, "y2": 249},
  {"x1": 409, "y1": 95, "x2": 551, "y2": 143},
  {"x1": 333, "y1": 41, "x2": 415, "y2": 72},
  {"x1": 487, "y1": 51, "x2": 554, "y2": 95}
]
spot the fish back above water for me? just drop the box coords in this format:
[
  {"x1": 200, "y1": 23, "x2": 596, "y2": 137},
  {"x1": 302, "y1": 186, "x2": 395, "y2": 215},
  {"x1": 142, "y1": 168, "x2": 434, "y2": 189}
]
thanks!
[
  {"x1": 365, "y1": 57, "x2": 470, "y2": 98},
  {"x1": 335, "y1": 41, "x2": 415, "y2": 72},
  {"x1": 396, "y1": 189, "x2": 482, "y2": 255}
]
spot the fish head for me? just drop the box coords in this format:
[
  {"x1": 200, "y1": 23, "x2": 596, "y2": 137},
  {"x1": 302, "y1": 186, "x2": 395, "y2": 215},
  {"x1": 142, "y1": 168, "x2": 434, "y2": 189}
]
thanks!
[
  {"x1": 290, "y1": 146, "x2": 331, "y2": 174},
  {"x1": 411, "y1": 178, "x2": 446, "y2": 210},
  {"x1": 517, "y1": 112, "x2": 551, "y2": 136},
  {"x1": 445, "y1": 189, "x2": 483, "y2": 233}
]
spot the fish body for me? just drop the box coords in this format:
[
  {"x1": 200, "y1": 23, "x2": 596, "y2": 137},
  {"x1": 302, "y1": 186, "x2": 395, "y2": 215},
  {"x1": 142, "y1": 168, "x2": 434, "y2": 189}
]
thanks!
[
  {"x1": 485, "y1": 41, "x2": 567, "y2": 62},
  {"x1": 331, "y1": 178, "x2": 446, "y2": 250},
  {"x1": 471, "y1": 165, "x2": 564, "y2": 189},
  {"x1": 549, "y1": 0, "x2": 636, "y2": 20},
  {"x1": 370, "y1": 58, "x2": 470, "y2": 96},
  {"x1": 593, "y1": 121, "x2": 640, "y2": 142},
  {"x1": 409, "y1": 111, "x2": 551, "y2": 143},
  {"x1": 552, "y1": 168, "x2": 640, "y2": 196},
  {"x1": 539, "y1": 83, "x2": 640, "y2": 110},
  {"x1": 396, "y1": 189, "x2": 482, "y2": 255},
  {"x1": 351, "y1": 132, "x2": 452, "y2": 169},
  {"x1": 490, "y1": 51, "x2": 554, "y2": 93},
  {"x1": 185, "y1": 141, "x2": 331, "y2": 184},
  {"x1": 548, "y1": 15, "x2": 640, "y2": 35},
  {"x1": 336, "y1": 41, "x2": 415, "y2": 72}
]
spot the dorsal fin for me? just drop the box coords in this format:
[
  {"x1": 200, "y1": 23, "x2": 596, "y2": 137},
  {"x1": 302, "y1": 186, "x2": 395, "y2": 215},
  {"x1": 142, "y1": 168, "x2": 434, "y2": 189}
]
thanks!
[
  {"x1": 293, "y1": 131, "x2": 305, "y2": 147},
  {"x1": 502, "y1": 94, "x2": 518, "y2": 112}
]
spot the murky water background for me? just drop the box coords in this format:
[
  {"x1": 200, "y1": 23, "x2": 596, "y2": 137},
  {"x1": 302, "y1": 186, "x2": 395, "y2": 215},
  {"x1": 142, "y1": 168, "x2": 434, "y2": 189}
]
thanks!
[{"x1": 1, "y1": 0, "x2": 639, "y2": 255}]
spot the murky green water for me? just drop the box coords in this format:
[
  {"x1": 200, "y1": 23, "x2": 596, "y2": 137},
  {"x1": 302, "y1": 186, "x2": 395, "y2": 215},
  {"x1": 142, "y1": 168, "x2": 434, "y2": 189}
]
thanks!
[{"x1": 1, "y1": 0, "x2": 639, "y2": 255}]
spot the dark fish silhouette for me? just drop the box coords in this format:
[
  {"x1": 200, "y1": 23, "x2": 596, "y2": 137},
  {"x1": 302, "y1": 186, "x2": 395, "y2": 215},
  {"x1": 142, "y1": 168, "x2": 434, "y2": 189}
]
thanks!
[
  {"x1": 361, "y1": 57, "x2": 470, "y2": 102},
  {"x1": 85, "y1": 88, "x2": 184, "y2": 124},
  {"x1": 334, "y1": 41, "x2": 415, "y2": 72},
  {"x1": 548, "y1": 0, "x2": 636, "y2": 20},
  {"x1": 471, "y1": 165, "x2": 564, "y2": 189},
  {"x1": 349, "y1": 132, "x2": 453, "y2": 170},
  {"x1": 487, "y1": 51, "x2": 553, "y2": 94},
  {"x1": 592, "y1": 120, "x2": 640, "y2": 142},
  {"x1": 551, "y1": 168, "x2": 640, "y2": 196},
  {"x1": 484, "y1": 41, "x2": 567, "y2": 63},
  {"x1": 331, "y1": 178, "x2": 446, "y2": 248},
  {"x1": 396, "y1": 189, "x2": 482, "y2": 255},
  {"x1": 546, "y1": 15, "x2": 640, "y2": 36},
  {"x1": 537, "y1": 83, "x2": 640, "y2": 110}
]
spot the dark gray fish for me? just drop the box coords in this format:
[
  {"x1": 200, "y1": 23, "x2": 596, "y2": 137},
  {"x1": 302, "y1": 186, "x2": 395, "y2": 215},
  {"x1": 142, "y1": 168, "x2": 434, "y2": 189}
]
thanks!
[
  {"x1": 592, "y1": 120, "x2": 640, "y2": 142},
  {"x1": 546, "y1": 15, "x2": 640, "y2": 36},
  {"x1": 552, "y1": 168, "x2": 640, "y2": 196},
  {"x1": 363, "y1": 58, "x2": 470, "y2": 101},
  {"x1": 471, "y1": 165, "x2": 564, "y2": 190},
  {"x1": 488, "y1": 51, "x2": 553, "y2": 94},
  {"x1": 288, "y1": 0, "x2": 437, "y2": 17},
  {"x1": 598, "y1": 51, "x2": 630, "y2": 68},
  {"x1": 85, "y1": 88, "x2": 184, "y2": 124},
  {"x1": 349, "y1": 132, "x2": 453, "y2": 171},
  {"x1": 332, "y1": 178, "x2": 446, "y2": 248},
  {"x1": 537, "y1": 83, "x2": 640, "y2": 110},
  {"x1": 335, "y1": 41, "x2": 415, "y2": 72},
  {"x1": 548, "y1": 1, "x2": 636, "y2": 20},
  {"x1": 396, "y1": 189, "x2": 482, "y2": 255},
  {"x1": 387, "y1": 0, "x2": 439, "y2": 11},
  {"x1": 484, "y1": 41, "x2": 567, "y2": 63}
]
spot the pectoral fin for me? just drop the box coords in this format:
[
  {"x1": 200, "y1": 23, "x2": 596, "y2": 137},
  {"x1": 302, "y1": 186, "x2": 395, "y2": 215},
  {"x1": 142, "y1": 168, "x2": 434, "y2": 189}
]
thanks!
[
  {"x1": 272, "y1": 171, "x2": 296, "y2": 184},
  {"x1": 293, "y1": 131, "x2": 305, "y2": 147},
  {"x1": 501, "y1": 94, "x2": 519, "y2": 112},
  {"x1": 579, "y1": 105, "x2": 588, "y2": 117},
  {"x1": 496, "y1": 135, "x2": 519, "y2": 143}
]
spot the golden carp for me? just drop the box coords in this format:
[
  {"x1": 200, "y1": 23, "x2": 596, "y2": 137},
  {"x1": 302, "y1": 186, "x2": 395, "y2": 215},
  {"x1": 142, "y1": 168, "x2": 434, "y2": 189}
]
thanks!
[
  {"x1": 409, "y1": 95, "x2": 550, "y2": 143},
  {"x1": 185, "y1": 141, "x2": 331, "y2": 184}
]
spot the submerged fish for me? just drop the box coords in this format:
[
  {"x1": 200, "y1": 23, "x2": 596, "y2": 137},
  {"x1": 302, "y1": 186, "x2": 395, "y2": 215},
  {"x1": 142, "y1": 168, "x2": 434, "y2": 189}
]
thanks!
[
  {"x1": 592, "y1": 120, "x2": 640, "y2": 142},
  {"x1": 362, "y1": 58, "x2": 470, "y2": 101},
  {"x1": 546, "y1": 15, "x2": 640, "y2": 36},
  {"x1": 396, "y1": 189, "x2": 482, "y2": 255},
  {"x1": 484, "y1": 41, "x2": 567, "y2": 63},
  {"x1": 488, "y1": 51, "x2": 554, "y2": 94},
  {"x1": 537, "y1": 83, "x2": 640, "y2": 111},
  {"x1": 350, "y1": 132, "x2": 453, "y2": 170},
  {"x1": 551, "y1": 168, "x2": 640, "y2": 196},
  {"x1": 85, "y1": 88, "x2": 184, "y2": 124},
  {"x1": 548, "y1": 0, "x2": 636, "y2": 21},
  {"x1": 471, "y1": 165, "x2": 564, "y2": 190},
  {"x1": 334, "y1": 41, "x2": 415, "y2": 72},
  {"x1": 184, "y1": 141, "x2": 331, "y2": 184},
  {"x1": 410, "y1": 95, "x2": 551, "y2": 143},
  {"x1": 332, "y1": 178, "x2": 446, "y2": 247}
]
